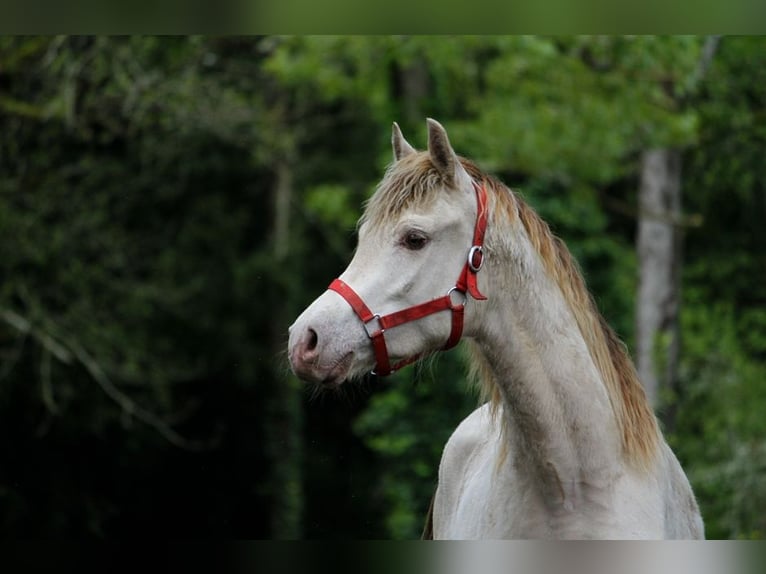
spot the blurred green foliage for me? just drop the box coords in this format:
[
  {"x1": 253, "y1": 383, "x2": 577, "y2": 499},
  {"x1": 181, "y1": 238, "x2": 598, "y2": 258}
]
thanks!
[{"x1": 0, "y1": 36, "x2": 764, "y2": 539}]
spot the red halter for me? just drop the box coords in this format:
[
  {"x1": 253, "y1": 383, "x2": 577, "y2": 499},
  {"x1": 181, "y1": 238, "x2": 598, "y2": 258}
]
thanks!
[{"x1": 328, "y1": 181, "x2": 489, "y2": 376}]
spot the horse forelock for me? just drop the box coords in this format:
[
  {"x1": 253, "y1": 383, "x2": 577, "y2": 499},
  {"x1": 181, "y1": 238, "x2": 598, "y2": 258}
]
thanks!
[
  {"x1": 359, "y1": 153, "x2": 445, "y2": 232},
  {"x1": 360, "y1": 154, "x2": 498, "y2": 232}
]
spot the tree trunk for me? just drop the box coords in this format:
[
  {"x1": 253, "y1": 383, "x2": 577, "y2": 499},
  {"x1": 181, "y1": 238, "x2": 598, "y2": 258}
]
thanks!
[
  {"x1": 395, "y1": 47, "x2": 430, "y2": 125},
  {"x1": 635, "y1": 148, "x2": 682, "y2": 414},
  {"x1": 265, "y1": 159, "x2": 304, "y2": 539},
  {"x1": 635, "y1": 37, "x2": 720, "y2": 425}
]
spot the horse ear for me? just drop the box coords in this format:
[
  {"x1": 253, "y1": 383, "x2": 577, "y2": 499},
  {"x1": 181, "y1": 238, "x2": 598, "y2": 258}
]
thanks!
[
  {"x1": 427, "y1": 118, "x2": 468, "y2": 187},
  {"x1": 392, "y1": 122, "x2": 416, "y2": 161}
]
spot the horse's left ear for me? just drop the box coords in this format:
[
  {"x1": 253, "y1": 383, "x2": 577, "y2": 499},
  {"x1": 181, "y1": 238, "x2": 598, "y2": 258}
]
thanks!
[
  {"x1": 427, "y1": 118, "x2": 470, "y2": 188},
  {"x1": 392, "y1": 122, "x2": 416, "y2": 161}
]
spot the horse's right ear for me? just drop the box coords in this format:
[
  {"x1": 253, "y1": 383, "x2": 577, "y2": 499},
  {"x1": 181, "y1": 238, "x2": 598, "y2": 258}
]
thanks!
[
  {"x1": 427, "y1": 118, "x2": 472, "y2": 189},
  {"x1": 392, "y1": 122, "x2": 416, "y2": 161}
]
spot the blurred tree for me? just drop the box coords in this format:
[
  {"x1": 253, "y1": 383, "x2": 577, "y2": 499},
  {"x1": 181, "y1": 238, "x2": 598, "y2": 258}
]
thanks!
[
  {"x1": 671, "y1": 35, "x2": 766, "y2": 539},
  {"x1": 636, "y1": 35, "x2": 719, "y2": 411}
]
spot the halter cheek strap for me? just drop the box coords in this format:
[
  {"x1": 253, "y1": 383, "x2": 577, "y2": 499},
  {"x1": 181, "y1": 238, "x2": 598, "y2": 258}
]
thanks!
[{"x1": 327, "y1": 181, "x2": 489, "y2": 376}]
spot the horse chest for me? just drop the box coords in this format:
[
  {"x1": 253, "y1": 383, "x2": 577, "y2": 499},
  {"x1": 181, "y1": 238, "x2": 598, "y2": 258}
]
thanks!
[
  {"x1": 432, "y1": 404, "x2": 667, "y2": 539},
  {"x1": 456, "y1": 455, "x2": 549, "y2": 538},
  {"x1": 433, "y1": 404, "x2": 549, "y2": 538}
]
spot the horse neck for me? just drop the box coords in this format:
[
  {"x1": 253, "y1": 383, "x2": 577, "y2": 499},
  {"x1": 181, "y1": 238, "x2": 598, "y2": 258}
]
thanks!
[{"x1": 469, "y1": 198, "x2": 628, "y2": 503}]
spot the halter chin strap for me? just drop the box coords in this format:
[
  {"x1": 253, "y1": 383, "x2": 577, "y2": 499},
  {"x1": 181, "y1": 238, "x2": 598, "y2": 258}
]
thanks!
[{"x1": 328, "y1": 180, "x2": 489, "y2": 376}]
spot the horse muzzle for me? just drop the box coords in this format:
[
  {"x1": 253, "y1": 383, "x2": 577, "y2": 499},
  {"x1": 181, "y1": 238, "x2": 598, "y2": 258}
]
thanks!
[{"x1": 287, "y1": 307, "x2": 361, "y2": 385}]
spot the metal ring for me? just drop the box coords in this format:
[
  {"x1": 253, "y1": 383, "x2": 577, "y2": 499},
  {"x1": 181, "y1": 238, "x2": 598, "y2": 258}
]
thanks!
[
  {"x1": 467, "y1": 245, "x2": 484, "y2": 272},
  {"x1": 447, "y1": 287, "x2": 468, "y2": 308}
]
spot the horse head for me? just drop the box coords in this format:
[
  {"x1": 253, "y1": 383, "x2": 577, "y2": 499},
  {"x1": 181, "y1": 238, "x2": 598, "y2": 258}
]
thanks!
[{"x1": 288, "y1": 119, "x2": 488, "y2": 385}]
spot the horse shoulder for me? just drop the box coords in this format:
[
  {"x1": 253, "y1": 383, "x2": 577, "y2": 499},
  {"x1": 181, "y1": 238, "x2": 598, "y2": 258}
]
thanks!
[
  {"x1": 440, "y1": 402, "x2": 495, "y2": 479},
  {"x1": 432, "y1": 402, "x2": 503, "y2": 538},
  {"x1": 605, "y1": 441, "x2": 703, "y2": 539},
  {"x1": 660, "y1": 443, "x2": 705, "y2": 539}
]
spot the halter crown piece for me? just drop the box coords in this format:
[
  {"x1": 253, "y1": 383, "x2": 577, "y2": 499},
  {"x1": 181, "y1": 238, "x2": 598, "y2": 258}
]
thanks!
[{"x1": 328, "y1": 180, "x2": 489, "y2": 376}]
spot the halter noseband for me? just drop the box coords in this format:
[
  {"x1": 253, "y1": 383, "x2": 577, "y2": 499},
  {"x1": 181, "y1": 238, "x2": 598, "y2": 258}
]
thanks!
[{"x1": 328, "y1": 181, "x2": 489, "y2": 376}]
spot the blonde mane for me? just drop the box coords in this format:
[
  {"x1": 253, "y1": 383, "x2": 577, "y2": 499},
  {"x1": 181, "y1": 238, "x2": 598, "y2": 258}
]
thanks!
[
  {"x1": 364, "y1": 152, "x2": 661, "y2": 470},
  {"x1": 360, "y1": 154, "x2": 446, "y2": 231}
]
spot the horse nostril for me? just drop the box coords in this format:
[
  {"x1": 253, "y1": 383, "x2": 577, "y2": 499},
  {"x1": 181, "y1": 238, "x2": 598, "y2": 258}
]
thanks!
[{"x1": 306, "y1": 328, "x2": 318, "y2": 352}]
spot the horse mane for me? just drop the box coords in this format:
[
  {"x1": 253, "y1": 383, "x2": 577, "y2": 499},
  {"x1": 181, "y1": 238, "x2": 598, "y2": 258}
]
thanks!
[{"x1": 364, "y1": 152, "x2": 661, "y2": 471}]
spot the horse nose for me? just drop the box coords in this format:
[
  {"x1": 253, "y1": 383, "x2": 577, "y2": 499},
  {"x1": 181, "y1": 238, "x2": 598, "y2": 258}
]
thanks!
[
  {"x1": 290, "y1": 327, "x2": 320, "y2": 377},
  {"x1": 303, "y1": 328, "x2": 318, "y2": 354}
]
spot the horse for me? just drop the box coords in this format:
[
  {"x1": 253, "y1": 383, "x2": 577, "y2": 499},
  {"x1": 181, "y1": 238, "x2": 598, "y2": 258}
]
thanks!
[{"x1": 288, "y1": 119, "x2": 704, "y2": 539}]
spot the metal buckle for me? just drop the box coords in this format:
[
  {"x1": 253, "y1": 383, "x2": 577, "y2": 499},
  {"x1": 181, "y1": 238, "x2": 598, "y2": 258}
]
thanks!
[
  {"x1": 363, "y1": 314, "x2": 384, "y2": 338},
  {"x1": 467, "y1": 245, "x2": 484, "y2": 272}
]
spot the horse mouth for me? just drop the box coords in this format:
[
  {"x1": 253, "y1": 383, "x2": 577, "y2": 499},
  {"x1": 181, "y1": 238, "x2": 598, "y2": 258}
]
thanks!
[{"x1": 316, "y1": 352, "x2": 355, "y2": 387}]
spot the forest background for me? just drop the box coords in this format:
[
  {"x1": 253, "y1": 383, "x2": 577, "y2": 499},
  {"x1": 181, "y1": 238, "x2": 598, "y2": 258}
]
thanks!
[{"x1": 1, "y1": 36, "x2": 764, "y2": 539}]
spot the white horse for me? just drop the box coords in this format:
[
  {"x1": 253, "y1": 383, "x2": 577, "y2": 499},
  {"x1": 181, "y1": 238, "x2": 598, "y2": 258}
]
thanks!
[{"x1": 288, "y1": 119, "x2": 704, "y2": 539}]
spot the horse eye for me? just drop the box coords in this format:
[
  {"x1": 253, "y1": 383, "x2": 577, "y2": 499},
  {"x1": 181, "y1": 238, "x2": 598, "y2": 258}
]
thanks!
[{"x1": 402, "y1": 231, "x2": 429, "y2": 250}]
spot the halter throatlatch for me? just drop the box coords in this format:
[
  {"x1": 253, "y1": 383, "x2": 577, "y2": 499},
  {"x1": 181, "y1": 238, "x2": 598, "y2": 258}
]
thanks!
[{"x1": 328, "y1": 180, "x2": 489, "y2": 376}]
